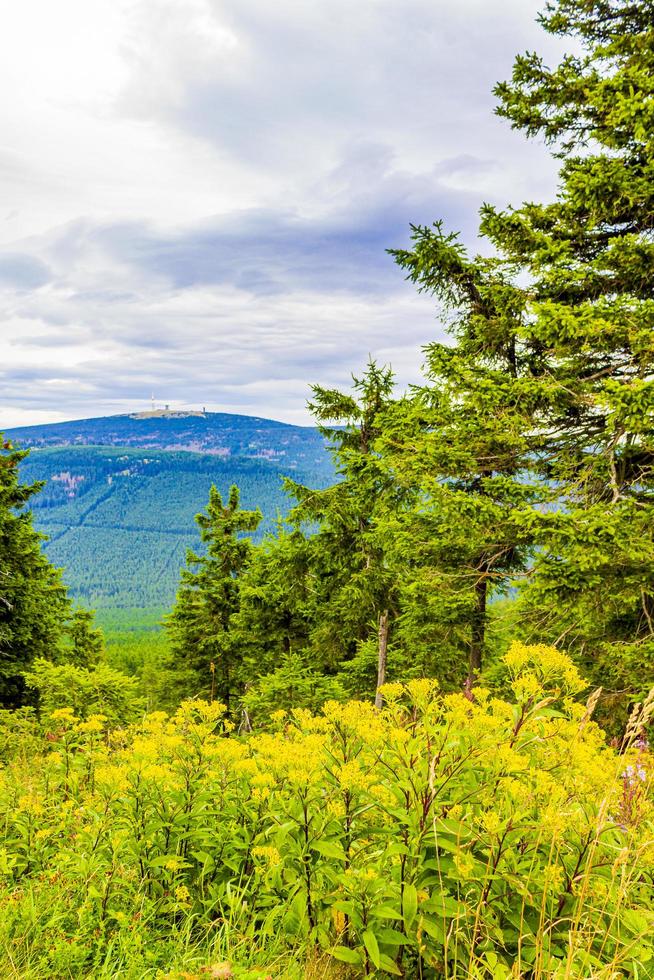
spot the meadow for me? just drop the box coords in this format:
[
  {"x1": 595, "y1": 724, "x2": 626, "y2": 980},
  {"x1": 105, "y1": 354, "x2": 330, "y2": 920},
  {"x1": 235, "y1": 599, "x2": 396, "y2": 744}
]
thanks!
[{"x1": 0, "y1": 645, "x2": 652, "y2": 978}]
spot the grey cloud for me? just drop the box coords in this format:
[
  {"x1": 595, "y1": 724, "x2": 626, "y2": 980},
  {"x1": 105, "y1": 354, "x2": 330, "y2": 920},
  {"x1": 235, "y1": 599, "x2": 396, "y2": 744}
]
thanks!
[
  {"x1": 119, "y1": 0, "x2": 556, "y2": 181},
  {"x1": 1, "y1": 0, "x2": 567, "y2": 426},
  {"x1": 34, "y1": 150, "x2": 480, "y2": 299},
  {"x1": 0, "y1": 252, "x2": 52, "y2": 290},
  {"x1": 0, "y1": 142, "x2": 479, "y2": 424}
]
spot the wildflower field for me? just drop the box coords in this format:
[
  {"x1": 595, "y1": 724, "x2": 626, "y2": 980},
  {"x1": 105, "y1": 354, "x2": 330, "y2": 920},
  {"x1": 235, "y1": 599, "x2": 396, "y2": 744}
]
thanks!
[{"x1": 0, "y1": 644, "x2": 652, "y2": 979}]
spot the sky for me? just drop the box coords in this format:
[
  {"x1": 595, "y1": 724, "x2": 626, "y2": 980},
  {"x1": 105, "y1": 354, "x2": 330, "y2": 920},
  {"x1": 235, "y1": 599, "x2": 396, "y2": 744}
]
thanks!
[{"x1": 0, "y1": 0, "x2": 568, "y2": 428}]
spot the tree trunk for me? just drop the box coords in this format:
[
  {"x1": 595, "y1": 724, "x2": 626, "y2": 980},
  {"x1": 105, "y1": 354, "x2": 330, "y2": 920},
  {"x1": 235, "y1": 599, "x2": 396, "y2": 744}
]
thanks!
[
  {"x1": 469, "y1": 573, "x2": 487, "y2": 684},
  {"x1": 375, "y1": 610, "x2": 390, "y2": 709}
]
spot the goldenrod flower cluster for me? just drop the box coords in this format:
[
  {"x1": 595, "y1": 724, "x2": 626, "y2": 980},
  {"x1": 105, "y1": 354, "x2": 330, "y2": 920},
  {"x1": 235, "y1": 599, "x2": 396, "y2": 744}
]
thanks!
[{"x1": 0, "y1": 644, "x2": 652, "y2": 977}]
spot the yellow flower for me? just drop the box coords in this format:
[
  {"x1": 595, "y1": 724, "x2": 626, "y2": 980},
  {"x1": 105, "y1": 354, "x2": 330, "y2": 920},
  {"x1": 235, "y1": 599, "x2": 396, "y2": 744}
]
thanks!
[
  {"x1": 74, "y1": 715, "x2": 107, "y2": 735},
  {"x1": 164, "y1": 857, "x2": 185, "y2": 871},
  {"x1": 50, "y1": 707, "x2": 78, "y2": 723},
  {"x1": 378, "y1": 682, "x2": 404, "y2": 703},
  {"x1": 175, "y1": 884, "x2": 191, "y2": 905},
  {"x1": 251, "y1": 846, "x2": 281, "y2": 867},
  {"x1": 453, "y1": 849, "x2": 475, "y2": 880},
  {"x1": 480, "y1": 810, "x2": 502, "y2": 836}
]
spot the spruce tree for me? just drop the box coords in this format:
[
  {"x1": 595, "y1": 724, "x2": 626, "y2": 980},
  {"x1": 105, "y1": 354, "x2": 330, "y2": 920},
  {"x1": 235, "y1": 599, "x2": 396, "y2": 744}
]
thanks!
[
  {"x1": 383, "y1": 0, "x2": 654, "y2": 712},
  {"x1": 63, "y1": 608, "x2": 104, "y2": 668},
  {"x1": 478, "y1": 0, "x2": 654, "y2": 708},
  {"x1": 232, "y1": 363, "x2": 420, "y2": 709},
  {"x1": 0, "y1": 437, "x2": 70, "y2": 706},
  {"x1": 386, "y1": 228, "x2": 544, "y2": 681},
  {"x1": 166, "y1": 484, "x2": 261, "y2": 708},
  {"x1": 285, "y1": 363, "x2": 409, "y2": 700},
  {"x1": 231, "y1": 526, "x2": 316, "y2": 680}
]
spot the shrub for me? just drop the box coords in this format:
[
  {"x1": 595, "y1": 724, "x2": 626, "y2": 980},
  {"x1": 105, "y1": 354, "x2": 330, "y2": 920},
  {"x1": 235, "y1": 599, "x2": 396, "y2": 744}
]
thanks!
[
  {"x1": 23, "y1": 658, "x2": 144, "y2": 726},
  {"x1": 0, "y1": 643, "x2": 652, "y2": 977}
]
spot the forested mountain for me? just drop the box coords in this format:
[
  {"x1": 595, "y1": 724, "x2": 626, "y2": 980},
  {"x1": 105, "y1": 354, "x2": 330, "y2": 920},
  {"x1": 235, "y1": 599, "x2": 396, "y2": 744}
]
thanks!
[
  {"x1": 7, "y1": 412, "x2": 333, "y2": 607},
  {"x1": 7, "y1": 409, "x2": 328, "y2": 460}
]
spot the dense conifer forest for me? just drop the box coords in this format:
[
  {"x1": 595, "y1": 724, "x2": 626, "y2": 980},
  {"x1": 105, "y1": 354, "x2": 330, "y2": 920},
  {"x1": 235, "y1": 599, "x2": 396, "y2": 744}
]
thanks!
[{"x1": 1, "y1": 1, "x2": 654, "y2": 976}]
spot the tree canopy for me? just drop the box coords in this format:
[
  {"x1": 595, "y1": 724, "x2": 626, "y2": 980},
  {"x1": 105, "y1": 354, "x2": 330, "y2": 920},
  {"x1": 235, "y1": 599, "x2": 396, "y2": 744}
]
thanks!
[{"x1": 0, "y1": 438, "x2": 70, "y2": 707}]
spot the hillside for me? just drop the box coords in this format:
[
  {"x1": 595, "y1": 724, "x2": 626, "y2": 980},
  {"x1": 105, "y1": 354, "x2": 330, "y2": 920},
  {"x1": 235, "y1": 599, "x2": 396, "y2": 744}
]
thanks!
[
  {"x1": 7, "y1": 409, "x2": 328, "y2": 460},
  {"x1": 7, "y1": 413, "x2": 334, "y2": 608}
]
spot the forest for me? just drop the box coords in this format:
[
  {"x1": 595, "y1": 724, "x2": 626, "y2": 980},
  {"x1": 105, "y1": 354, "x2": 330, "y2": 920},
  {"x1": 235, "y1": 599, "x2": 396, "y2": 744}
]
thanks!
[
  {"x1": 16, "y1": 444, "x2": 333, "y2": 608},
  {"x1": 1, "y1": 1, "x2": 654, "y2": 976}
]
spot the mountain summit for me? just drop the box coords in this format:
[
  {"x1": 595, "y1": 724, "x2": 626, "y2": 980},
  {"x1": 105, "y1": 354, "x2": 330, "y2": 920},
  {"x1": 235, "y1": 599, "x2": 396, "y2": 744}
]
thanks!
[{"x1": 6, "y1": 411, "x2": 326, "y2": 465}]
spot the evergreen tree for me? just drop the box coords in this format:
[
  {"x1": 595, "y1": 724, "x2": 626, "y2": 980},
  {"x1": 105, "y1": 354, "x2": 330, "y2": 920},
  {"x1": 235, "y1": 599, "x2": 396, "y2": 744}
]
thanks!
[
  {"x1": 477, "y1": 0, "x2": 654, "y2": 709},
  {"x1": 380, "y1": 0, "x2": 654, "y2": 714},
  {"x1": 166, "y1": 484, "x2": 261, "y2": 708},
  {"x1": 285, "y1": 363, "x2": 409, "y2": 700},
  {"x1": 232, "y1": 526, "x2": 317, "y2": 681},
  {"x1": 386, "y1": 228, "x2": 544, "y2": 681},
  {"x1": 0, "y1": 437, "x2": 70, "y2": 707},
  {"x1": 230, "y1": 363, "x2": 423, "y2": 709},
  {"x1": 62, "y1": 608, "x2": 104, "y2": 668}
]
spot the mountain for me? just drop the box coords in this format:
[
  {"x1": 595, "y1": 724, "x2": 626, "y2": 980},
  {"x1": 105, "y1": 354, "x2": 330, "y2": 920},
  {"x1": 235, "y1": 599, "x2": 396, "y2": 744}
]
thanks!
[
  {"x1": 6, "y1": 412, "x2": 334, "y2": 609},
  {"x1": 7, "y1": 409, "x2": 328, "y2": 460}
]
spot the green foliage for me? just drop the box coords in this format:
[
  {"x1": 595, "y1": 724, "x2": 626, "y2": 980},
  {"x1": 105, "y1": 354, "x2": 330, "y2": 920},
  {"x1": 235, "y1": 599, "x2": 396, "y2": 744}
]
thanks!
[
  {"x1": 23, "y1": 659, "x2": 144, "y2": 726},
  {"x1": 18, "y1": 444, "x2": 333, "y2": 609},
  {"x1": 365, "y1": 0, "x2": 654, "y2": 714},
  {"x1": 283, "y1": 363, "x2": 406, "y2": 686},
  {"x1": 0, "y1": 648, "x2": 652, "y2": 977},
  {"x1": 242, "y1": 651, "x2": 345, "y2": 724},
  {"x1": 0, "y1": 708, "x2": 41, "y2": 765},
  {"x1": 477, "y1": 0, "x2": 654, "y2": 711},
  {"x1": 98, "y1": 606, "x2": 177, "y2": 712},
  {"x1": 165, "y1": 485, "x2": 262, "y2": 708},
  {"x1": 61, "y1": 608, "x2": 105, "y2": 668},
  {"x1": 0, "y1": 437, "x2": 70, "y2": 707}
]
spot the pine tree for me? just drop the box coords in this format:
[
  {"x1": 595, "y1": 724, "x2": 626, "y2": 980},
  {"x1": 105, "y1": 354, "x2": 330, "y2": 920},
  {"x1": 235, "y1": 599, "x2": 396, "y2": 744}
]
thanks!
[
  {"x1": 382, "y1": 0, "x2": 654, "y2": 712},
  {"x1": 165, "y1": 484, "x2": 261, "y2": 708},
  {"x1": 232, "y1": 526, "x2": 316, "y2": 680},
  {"x1": 230, "y1": 363, "x2": 418, "y2": 709},
  {"x1": 0, "y1": 437, "x2": 70, "y2": 707}
]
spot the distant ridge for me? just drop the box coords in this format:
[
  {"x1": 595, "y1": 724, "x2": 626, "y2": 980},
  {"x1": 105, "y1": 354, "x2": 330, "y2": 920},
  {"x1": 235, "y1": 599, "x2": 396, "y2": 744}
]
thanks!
[
  {"x1": 6, "y1": 411, "x2": 324, "y2": 462},
  {"x1": 8, "y1": 412, "x2": 334, "y2": 608}
]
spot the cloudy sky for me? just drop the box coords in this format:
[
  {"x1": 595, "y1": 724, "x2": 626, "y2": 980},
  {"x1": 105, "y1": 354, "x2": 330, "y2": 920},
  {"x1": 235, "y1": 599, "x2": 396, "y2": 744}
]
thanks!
[{"x1": 0, "y1": 0, "x2": 568, "y2": 428}]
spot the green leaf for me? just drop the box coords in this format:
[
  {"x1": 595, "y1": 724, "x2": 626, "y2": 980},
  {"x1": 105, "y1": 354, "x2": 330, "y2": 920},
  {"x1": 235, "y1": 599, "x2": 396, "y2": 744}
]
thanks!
[
  {"x1": 378, "y1": 952, "x2": 403, "y2": 975},
  {"x1": 422, "y1": 894, "x2": 461, "y2": 916},
  {"x1": 331, "y1": 946, "x2": 363, "y2": 965},
  {"x1": 311, "y1": 840, "x2": 346, "y2": 861},
  {"x1": 371, "y1": 905, "x2": 404, "y2": 920},
  {"x1": 420, "y1": 917, "x2": 445, "y2": 942},
  {"x1": 377, "y1": 927, "x2": 410, "y2": 946},
  {"x1": 403, "y1": 883, "x2": 418, "y2": 927},
  {"x1": 363, "y1": 928, "x2": 381, "y2": 969}
]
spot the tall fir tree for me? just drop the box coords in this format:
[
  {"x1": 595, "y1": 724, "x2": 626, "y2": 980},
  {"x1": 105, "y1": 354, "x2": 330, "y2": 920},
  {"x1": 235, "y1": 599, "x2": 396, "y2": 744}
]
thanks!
[
  {"x1": 477, "y1": 0, "x2": 654, "y2": 711},
  {"x1": 166, "y1": 484, "x2": 261, "y2": 708},
  {"x1": 0, "y1": 437, "x2": 70, "y2": 706},
  {"x1": 62, "y1": 608, "x2": 105, "y2": 668},
  {"x1": 386, "y1": 229, "x2": 545, "y2": 681},
  {"x1": 380, "y1": 0, "x2": 654, "y2": 716},
  {"x1": 285, "y1": 362, "x2": 410, "y2": 700},
  {"x1": 231, "y1": 362, "x2": 428, "y2": 710}
]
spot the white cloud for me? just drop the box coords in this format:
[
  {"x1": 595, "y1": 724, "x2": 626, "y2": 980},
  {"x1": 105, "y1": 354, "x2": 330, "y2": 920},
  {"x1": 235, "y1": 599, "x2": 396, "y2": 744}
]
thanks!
[{"x1": 0, "y1": 0, "x2": 570, "y2": 428}]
